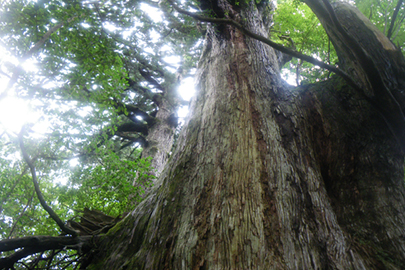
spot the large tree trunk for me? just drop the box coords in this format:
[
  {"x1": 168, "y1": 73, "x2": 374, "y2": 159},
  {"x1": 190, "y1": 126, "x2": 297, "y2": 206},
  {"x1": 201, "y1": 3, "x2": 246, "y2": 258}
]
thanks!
[{"x1": 87, "y1": 0, "x2": 405, "y2": 269}]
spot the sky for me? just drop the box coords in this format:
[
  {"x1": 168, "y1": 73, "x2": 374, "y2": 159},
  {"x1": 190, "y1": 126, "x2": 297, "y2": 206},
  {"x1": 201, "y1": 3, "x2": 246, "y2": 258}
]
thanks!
[
  {"x1": 0, "y1": 53, "x2": 294, "y2": 136},
  {"x1": 0, "y1": 51, "x2": 40, "y2": 134},
  {"x1": 0, "y1": 3, "x2": 197, "y2": 136},
  {"x1": 0, "y1": 3, "x2": 298, "y2": 188},
  {"x1": 0, "y1": 2, "x2": 297, "y2": 139},
  {"x1": 0, "y1": 69, "x2": 195, "y2": 136}
]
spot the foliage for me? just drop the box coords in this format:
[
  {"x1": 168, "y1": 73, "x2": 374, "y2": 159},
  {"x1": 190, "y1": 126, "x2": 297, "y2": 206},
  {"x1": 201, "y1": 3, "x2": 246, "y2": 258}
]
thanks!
[
  {"x1": 355, "y1": 0, "x2": 405, "y2": 50},
  {"x1": 0, "y1": 0, "x2": 202, "y2": 232},
  {"x1": 272, "y1": 0, "x2": 338, "y2": 85},
  {"x1": 272, "y1": 0, "x2": 405, "y2": 85},
  {"x1": 0, "y1": 0, "x2": 202, "y2": 267},
  {"x1": 0, "y1": 0, "x2": 404, "y2": 268},
  {"x1": 59, "y1": 149, "x2": 154, "y2": 217}
]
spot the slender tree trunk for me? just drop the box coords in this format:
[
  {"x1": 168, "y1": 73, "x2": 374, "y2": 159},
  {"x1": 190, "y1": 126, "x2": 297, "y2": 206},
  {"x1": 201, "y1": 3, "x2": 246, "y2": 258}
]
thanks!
[{"x1": 87, "y1": 1, "x2": 405, "y2": 269}]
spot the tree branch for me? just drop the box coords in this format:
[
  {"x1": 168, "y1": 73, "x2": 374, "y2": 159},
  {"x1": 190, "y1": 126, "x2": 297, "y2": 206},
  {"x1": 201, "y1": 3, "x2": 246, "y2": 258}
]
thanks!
[
  {"x1": 139, "y1": 68, "x2": 165, "y2": 92},
  {"x1": 116, "y1": 122, "x2": 149, "y2": 135},
  {"x1": 7, "y1": 191, "x2": 34, "y2": 239},
  {"x1": 1, "y1": 16, "x2": 80, "y2": 100},
  {"x1": 114, "y1": 100, "x2": 156, "y2": 126},
  {"x1": 165, "y1": 0, "x2": 363, "y2": 92},
  {"x1": 0, "y1": 165, "x2": 29, "y2": 215},
  {"x1": 0, "y1": 235, "x2": 94, "y2": 270},
  {"x1": 387, "y1": 0, "x2": 403, "y2": 39},
  {"x1": 319, "y1": 0, "x2": 405, "y2": 150},
  {"x1": 18, "y1": 126, "x2": 78, "y2": 237}
]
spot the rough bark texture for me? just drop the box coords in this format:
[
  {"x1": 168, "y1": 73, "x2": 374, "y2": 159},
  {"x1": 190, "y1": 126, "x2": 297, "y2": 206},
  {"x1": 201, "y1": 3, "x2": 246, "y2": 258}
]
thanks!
[
  {"x1": 141, "y1": 96, "x2": 179, "y2": 176},
  {"x1": 306, "y1": 1, "x2": 405, "y2": 149},
  {"x1": 87, "y1": 0, "x2": 405, "y2": 269}
]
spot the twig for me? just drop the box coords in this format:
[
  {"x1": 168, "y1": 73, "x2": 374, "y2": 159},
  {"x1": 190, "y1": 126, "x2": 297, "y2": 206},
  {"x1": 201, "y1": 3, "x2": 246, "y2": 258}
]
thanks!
[
  {"x1": 0, "y1": 165, "x2": 29, "y2": 215},
  {"x1": 1, "y1": 15, "x2": 80, "y2": 100},
  {"x1": 7, "y1": 191, "x2": 34, "y2": 239}
]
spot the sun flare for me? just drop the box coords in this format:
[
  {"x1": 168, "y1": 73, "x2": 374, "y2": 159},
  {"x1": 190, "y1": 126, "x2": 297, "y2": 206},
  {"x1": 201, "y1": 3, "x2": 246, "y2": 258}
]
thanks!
[{"x1": 0, "y1": 96, "x2": 39, "y2": 133}]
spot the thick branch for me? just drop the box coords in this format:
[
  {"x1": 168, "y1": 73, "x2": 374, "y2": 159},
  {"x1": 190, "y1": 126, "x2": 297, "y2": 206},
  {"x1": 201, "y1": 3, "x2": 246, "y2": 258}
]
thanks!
[
  {"x1": 127, "y1": 104, "x2": 156, "y2": 125},
  {"x1": 0, "y1": 236, "x2": 93, "y2": 252},
  {"x1": 115, "y1": 133, "x2": 147, "y2": 148},
  {"x1": 89, "y1": 122, "x2": 148, "y2": 152},
  {"x1": 317, "y1": 0, "x2": 405, "y2": 150},
  {"x1": 18, "y1": 127, "x2": 78, "y2": 236},
  {"x1": 116, "y1": 122, "x2": 149, "y2": 135},
  {"x1": 139, "y1": 68, "x2": 165, "y2": 92},
  {"x1": 320, "y1": 0, "x2": 385, "y2": 91},
  {"x1": 114, "y1": 101, "x2": 156, "y2": 125},
  {"x1": 165, "y1": 0, "x2": 363, "y2": 92},
  {"x1": 0, "y1": 236, "x2": 94, "y2": 270}
]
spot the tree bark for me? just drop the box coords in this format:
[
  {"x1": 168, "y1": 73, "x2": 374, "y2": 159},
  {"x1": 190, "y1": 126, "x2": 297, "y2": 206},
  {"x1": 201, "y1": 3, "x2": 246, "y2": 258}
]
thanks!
[
  {"x1": 141, "y1": 95, "x2": 179, "y2": 176},
  {"x1": 87, "y1": 1, "x2": 405, "y2": 269},
  {"x1": 0, "y1": 236, "x2": 94, "y2": 269}
]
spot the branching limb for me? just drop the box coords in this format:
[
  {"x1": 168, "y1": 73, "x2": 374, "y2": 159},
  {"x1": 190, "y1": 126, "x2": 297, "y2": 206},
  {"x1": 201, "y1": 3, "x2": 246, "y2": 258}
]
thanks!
[
  {"x1": 18, "y1": 126, "x2": 78, "y2": 237},
  {"x1": 168, "y1": 0, "x2": 405, "y2": 150},
  {"x1": 0, "y1": 235, "x2": 94, "y2": 270},
  {"x1": 165, "y1": 0, "x2": 363, "y2": 92},
  {"x1": 139, "y1": 68, "x2": 166, "y2": 92},
  {"x1": 114, "y1": 100, "x2": 156, "y2": 125},
  {"x1": 318, "y1": 0, "x2": 405, "y2": 150}
]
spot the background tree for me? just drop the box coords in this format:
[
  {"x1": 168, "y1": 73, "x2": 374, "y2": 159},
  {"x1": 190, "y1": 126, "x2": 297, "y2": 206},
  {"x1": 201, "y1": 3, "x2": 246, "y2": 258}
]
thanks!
[
  {"x1": 0, "y1": 0, "x2": 201, "y2": 268},
  {"x1": 1, "y1": 0, "x2": 405, "y2": 269}
]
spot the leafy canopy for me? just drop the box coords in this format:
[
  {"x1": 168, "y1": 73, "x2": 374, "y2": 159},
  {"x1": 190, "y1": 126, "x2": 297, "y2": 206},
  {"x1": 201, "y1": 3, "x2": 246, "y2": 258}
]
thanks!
[{"x1": 0, "y1": 0, "x2": 404, "y2": 268}]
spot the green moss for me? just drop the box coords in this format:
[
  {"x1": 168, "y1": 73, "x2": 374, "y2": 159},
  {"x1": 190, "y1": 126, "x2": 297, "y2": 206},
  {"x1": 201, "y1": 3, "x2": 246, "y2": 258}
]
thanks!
[
  {"x1": 352, "y1": 237, "x2": 405, "y2": 269},
  {"x1": 105, "y1": 216, "x2": 127, "y2": 236}
]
